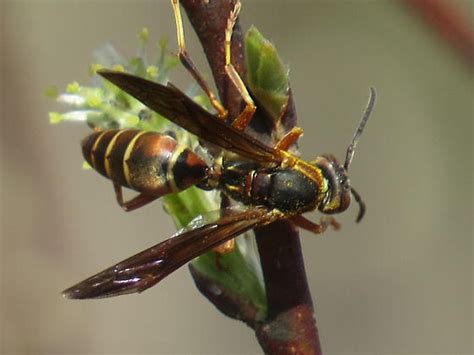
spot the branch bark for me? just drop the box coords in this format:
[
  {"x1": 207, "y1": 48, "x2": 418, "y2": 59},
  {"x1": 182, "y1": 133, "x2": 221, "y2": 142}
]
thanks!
[{"x1": 181, "y1": 1, "x2": 321, "y2": 353}]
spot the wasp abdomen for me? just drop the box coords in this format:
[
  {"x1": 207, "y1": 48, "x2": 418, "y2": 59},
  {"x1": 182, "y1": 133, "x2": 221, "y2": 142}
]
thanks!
[{"x1": 82, "y1": 129, "x2": 209, "y2": 196}]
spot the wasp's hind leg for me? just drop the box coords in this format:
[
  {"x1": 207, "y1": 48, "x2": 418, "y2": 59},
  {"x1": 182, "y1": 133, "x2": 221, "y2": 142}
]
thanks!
[
  {"x1": 290, "y1": 215, "x2": 341, "y2": 234},
  {"x1": 113, "y1": 183, "x2": 159, "y2": 212},
  {"x1": 171, "y1": 0, "x2": 228, "y2": 119},
  {"x1": 225, "y1": 2, "x2": 302, "y2": 146},
  {"x1": 213, "y1": 239, "x2": 236, "y2": 255},
  {"x1": 212, "y1": 193, "x2": 236, "y2": 256},
  {"x1": 223, "y1": 1, "x2": 257, "y2": 131}
]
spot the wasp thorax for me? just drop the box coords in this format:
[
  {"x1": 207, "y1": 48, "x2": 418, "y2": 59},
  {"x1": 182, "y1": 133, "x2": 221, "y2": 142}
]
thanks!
[{"x1": 313, "y1": 155, "x2": 351, "y2": 215}]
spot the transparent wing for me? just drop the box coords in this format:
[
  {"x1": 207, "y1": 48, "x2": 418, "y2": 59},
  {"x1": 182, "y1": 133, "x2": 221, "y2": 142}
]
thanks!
[{"x1": 63, "y1": 207, "x2": 276, "y2": 299}]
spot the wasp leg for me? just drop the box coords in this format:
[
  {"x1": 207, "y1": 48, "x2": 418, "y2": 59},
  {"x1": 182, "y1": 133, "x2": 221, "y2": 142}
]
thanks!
[
  {"x1": 212, "y1": 194, "x2": 236, "y2": 255},
  {"x1": 171, "y1": 0, "x2": 228, "y2": 119},
  {"x1": 290, "y1": 215, "x2": 341, "y2": 234},
  {"x1": 213, "y1": 239, "x2": 236, "y2": 254},
  {"x1": 275, "y1": 127, "x2": 304, "y2": 151},
  {"x1": 212, "y1": 222, "x2": 235, "y2": 271},
  {"x1": 223, "y1": 1, "x2": 257, "y2": 131},
  {"x1": 113, "y1": 183, "x2": 158, "y2": 212}
]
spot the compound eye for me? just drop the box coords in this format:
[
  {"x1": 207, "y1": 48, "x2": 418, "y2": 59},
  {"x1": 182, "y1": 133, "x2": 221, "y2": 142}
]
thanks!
[{"x1": 337, "y1": 174, "x2": 348, "y2": 188}]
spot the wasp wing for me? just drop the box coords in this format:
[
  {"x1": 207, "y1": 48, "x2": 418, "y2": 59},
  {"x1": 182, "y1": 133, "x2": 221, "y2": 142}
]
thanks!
[
  {"x1": 63, "y1": 207, "x2": 276, "y2": 299},
  {"x1": 98, "y1": 70, "x2": 281, "y2": 164}
]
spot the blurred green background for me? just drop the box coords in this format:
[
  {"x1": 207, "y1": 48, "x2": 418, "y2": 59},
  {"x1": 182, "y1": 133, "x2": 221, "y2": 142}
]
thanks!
[{"x1": 1, "y1": 0, "x2": 472, "y2": 353}]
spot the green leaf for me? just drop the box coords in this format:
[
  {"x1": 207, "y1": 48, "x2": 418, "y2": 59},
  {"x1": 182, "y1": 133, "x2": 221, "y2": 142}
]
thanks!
[
  {"x1": 193, "y1": 244, "x2": 267, "y2": 319},
  {"x1": 162, "y1": 186, "x2": 266, "y2": 317},
  {"x1": 162, "y1": 187, "x2": 218, "y2": 228},
  {"x1": 245, "y1": 26, "x2": 290, "y2": 121}
]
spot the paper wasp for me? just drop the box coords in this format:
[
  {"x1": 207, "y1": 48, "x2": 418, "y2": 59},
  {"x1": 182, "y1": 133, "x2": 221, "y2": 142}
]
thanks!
[{"x1": 63, "y1": 0, "x2": 376, "y2": 299}]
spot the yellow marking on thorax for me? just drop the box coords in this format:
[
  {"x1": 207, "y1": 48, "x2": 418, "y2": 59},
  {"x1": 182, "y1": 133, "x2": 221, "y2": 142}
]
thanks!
[
  {"x1": 279, "y1": 150, "x2": 324, "y2": 182},
  {"x1": 123, "y1": 131, "x2": 148, "y2": 187},
  {"x1": 90, "y1": 130, "x2": 109, "y2": 169},
  {"x1": 278, "y1": 150, "x2": 299, "y2": 168},
  {"x1": 278, "y1": 149, "x2": 327, "y2": 208},
  {"x1": 224, "y1": 184, "x2": 241, "y2": 193},
  {"x1": 166, "y1": 144, "x2": 187, "y2": 193},
  {"x1": 104, "y1": 129, "x2": 128, "y2": 179}
]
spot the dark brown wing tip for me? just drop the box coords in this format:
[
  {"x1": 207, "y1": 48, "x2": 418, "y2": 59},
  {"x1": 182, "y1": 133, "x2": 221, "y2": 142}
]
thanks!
[
  {"x1": 62, "y1": 284, "x2": 101, "y2": 300},
  {"x1": 61, "y1": 283, "x2": 117, "y2": 300},
  {"x1": 97, "y1": 69, "x2": 133, "y2": 84},
  {"x1": 62, "y1": 284, "x2": 137, "y2": 300},
  {"x1": 97, "y1": 68, "x2": 123, "y2": 76},
  {"x1": 62, "y1": 285, "x2": 95, "y2": 300},
  {"x1": 62, "y1": 274, "x2": 146, "y2": 299}
]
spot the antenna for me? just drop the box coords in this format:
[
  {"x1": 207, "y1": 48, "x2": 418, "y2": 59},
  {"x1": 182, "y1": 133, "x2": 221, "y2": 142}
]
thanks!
[
  {"x1": 344, "y1": 87, "x2": 377, "y2": 171},
  {"x1": 351, "y1": 187, "x2": 366, "y2": 223}
]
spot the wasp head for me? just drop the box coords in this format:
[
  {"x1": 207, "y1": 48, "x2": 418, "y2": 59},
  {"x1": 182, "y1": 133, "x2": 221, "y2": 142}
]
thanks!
[
  {"x1": 313, "y1": 155, "x2": 359, "y2": 219},
  {"x1": 313, "y1": 87, "x2": 376, "y2": 223}
]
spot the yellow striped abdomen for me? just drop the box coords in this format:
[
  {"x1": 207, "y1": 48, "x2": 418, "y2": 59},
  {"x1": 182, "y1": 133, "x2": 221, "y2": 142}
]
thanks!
[{"x1": 82, "y1": 129, "x2": 209, "y2": 196}]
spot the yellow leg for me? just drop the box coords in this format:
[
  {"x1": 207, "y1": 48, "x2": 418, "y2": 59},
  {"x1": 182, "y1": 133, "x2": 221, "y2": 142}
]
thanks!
[
  {"x1": 170, "y1": 0, "x2": 228, "y2": 119},
  {"x1": 224, "y1": 1, "x2": 257, "y2": 131},
  {"x1": 212, "y1": 239, "x2": 236, "y2": 254},
  {"x1": 275, "y1": 127, "x2": 304, "y2": 151},
  {"x1": 290, "y1": 215, "x2": 341, "y2": 234},
  {"x1": 212, "y1": 193, "x2": 236, "y2": 255}
]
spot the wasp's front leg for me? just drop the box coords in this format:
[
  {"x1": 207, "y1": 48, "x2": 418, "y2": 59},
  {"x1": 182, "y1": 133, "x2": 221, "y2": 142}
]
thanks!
[
  {"x1": 290, "y1": 214, "x2": 341, "y2": 234},
  {"x1": 274, "y1": 127, "x2": 304, "y2": 151}
]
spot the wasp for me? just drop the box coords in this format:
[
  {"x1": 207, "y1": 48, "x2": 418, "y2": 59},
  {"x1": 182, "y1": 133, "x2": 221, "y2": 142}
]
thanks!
[{"x1": 63, "y1": 0, "x2": 376, "y2": 299}]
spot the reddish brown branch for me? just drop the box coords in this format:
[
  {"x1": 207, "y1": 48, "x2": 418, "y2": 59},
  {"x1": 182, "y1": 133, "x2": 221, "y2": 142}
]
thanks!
[
  {"x1": 254, "y1": 221, "x2": 321, "y2": 354},
  {"x1": 189, "y1": 265, "x2": 260, "y2": 328},
  {"x1": 180, "y1": 0, "x2": 246, "y2": 119},
  {"x1": 181, "y1": 0, "x2": 321, "y2": 353},
  {"x1": 402, "y1": 0, "x2": 474, "y2": 68}
]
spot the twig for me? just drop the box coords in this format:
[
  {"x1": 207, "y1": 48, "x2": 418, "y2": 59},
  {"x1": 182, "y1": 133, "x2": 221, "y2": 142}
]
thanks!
[
  {"x1": 401, "y1": 0, "x2": 474, "y2": 68},
  {"x1": 181, "y1": 0, "x2": 322, "y2": 353}
]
